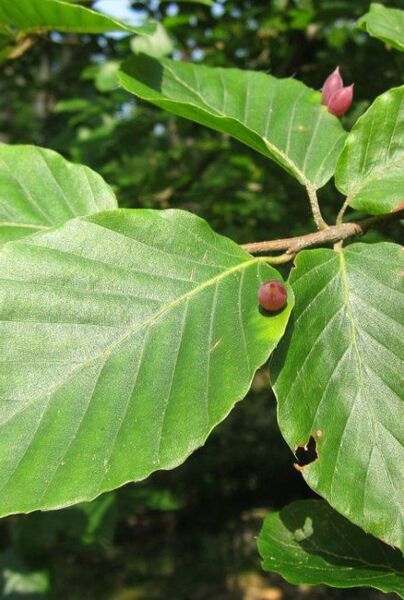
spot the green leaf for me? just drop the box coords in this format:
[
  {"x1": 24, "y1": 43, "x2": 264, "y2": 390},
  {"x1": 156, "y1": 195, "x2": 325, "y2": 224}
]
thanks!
[
  {"x1": 94, "y1": 61, "x2": 120, "y2": 93},
  {"x1": 258, "y1": 500, "x2": 404, "y2": 597},
  {"x1": 76, "y1": 493, "x2": 117, "y2": 546},
  {"x1": 118, "y1": 55, "x2": 347, "y2": 190},
  {"x1": 271, "y1": 243, "x2": 404, "y2": 551},
  {"x1": 3, "y1": 569, "x2": 49, "y2": 596},
  {"x1": 335, "y1": 86, "x2": 404, "y2": 215},
  {"x1": 0, "y1": 145, "x2": 117, "y2": 244},
  {"x1": 358, "y1": 3, "x2": 404, "y2": 53},
  {"x1": 0, "y1": 209, "x2": 293, "y2": 515},
  {"x1": 131, "y1": 23, "x2": 174, "y2": 58},
  {"x1": 0, "y1": 0, "x2": 156, "y2": 35},
  {"x1": 0, "y1": 550, "x2": 50, "y2": 596}
]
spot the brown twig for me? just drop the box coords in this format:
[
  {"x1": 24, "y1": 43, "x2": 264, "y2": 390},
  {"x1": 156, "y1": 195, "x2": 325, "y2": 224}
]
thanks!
[
  {"x1": 306, "y1": 185, "x2": 328, "y2": 230},
  {"x1": 242, "y1": 209, "x2": 404, "y2": 255},
  {"x1": 8, "y1": 35, "x2": 37, "y2": 60}
]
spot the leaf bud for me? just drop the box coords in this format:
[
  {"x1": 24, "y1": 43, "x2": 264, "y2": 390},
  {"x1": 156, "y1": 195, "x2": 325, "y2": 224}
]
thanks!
[
  {"x1": 322, "y1": 66, "x2": 343, "y2": 106},
  {"x1": 327, "y1": 84, "x2": 354, "y2": 116}
]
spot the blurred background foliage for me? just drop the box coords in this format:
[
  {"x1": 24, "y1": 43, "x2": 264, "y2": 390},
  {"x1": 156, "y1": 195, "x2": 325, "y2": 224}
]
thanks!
[{"x1": 0, "y1": 1, "x2": 402, "y2": 598}]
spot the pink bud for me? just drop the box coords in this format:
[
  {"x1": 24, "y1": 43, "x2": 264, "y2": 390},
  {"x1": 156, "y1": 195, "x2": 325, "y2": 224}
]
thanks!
[
  {"x1": 322, "y1": 67, "x2": 343, "y2": 106},
  {"x1": 327, "y1": 84, "x2": 354, "y2": 116}
]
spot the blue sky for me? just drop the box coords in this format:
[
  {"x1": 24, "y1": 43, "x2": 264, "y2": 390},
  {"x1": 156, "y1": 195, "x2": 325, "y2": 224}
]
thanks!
[
  {"x1": 94, "y1": 0, "x2": 142, "y2": 24},
  {"x1": 94, "y1": 1, "x2": 225, "y2": 23}
]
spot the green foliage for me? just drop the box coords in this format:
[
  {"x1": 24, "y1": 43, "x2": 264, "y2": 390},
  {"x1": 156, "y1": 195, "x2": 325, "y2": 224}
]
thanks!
[
  {"x1": 118, "y1": 55, "x2": 347, "y2": 190},
  {"x1": 0, "y1": 207, "x2": 293, "y2": 515},
  {"x1": 0, "y1": 1, "x2": 403, "y2": 598},
  {"x1": 0, "y1": 550, "x2": 50, "y2": 597},
  {"x1": 272, "y1": 243, "x2": 404, "y2": 551},
  {"x1": 258, "y1": 500, "x2": 404, "y2": 597},
  {"x1": 131, "y1": 23, "x2": 174, "y2": 58},
  {"x1": 0, "y1": 0, "x2": 155, "y2": 35},
  {"x1": 0, "y1": 145, "x2": 117, "y2": 244},
  {"x1": 335, "y1": 86, "x2": 404, "y2": 215},
  {"x1": 358, "y1": 3, "x2": 404, "y2": 52},
  {"x1": 93, "y1": 61, "x2": 120, "y2": 93}
]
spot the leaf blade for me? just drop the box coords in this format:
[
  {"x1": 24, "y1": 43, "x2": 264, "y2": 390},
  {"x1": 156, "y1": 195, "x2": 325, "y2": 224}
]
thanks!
[
  {"x1": 0, "y1": 209, "x2": 293, "y2": 515},
  {"x1": 0, "y1": 145, "x2": 117, "y2": 244},
  {"x1": 0, "y1": 0, "x2": 155, "y2": 35},
  {"x1": 118, "y1": 54, "x2": 347, "y2": 190},
  {"x1": 358, "y1": 3, "x2": 404, "y2": 53},
  {"x1": 335, "y1": 86, "x2": 404, "y2": 215},
  {"x1": 272, "y1": 243, "x2": 404, "y2": 551}
]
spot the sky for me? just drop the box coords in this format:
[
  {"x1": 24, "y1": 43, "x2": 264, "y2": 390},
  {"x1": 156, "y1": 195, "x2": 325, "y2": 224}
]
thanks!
[
  {"x1": 93, "y1": 1, "x2": 225, "y2": 23},
  {"x1": 94, "y1": 0, "x2": 145, "y2": 25}
]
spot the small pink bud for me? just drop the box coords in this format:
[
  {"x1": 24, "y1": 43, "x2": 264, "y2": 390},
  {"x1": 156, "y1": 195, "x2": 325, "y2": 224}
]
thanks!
[
  {"x1": 327, "y1": 84, "x2": 354, "y2": 116},
  {"x1": 322, "y1": 67, "x2": 343, "y2": 105}
]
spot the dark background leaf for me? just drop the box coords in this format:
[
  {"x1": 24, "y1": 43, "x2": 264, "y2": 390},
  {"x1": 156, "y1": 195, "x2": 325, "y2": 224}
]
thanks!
[{"x1": 258, "y1": 500, "x2": 404, "y2": 597}]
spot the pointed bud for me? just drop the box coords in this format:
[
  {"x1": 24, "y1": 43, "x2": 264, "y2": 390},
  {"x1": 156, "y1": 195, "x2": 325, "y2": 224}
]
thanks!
[
  {"x1": 327, "y1": 84, "x2": 354, "y2": 116},
  {"x1": 322, "y1": 67, "x2": 343, "y2": 106}
]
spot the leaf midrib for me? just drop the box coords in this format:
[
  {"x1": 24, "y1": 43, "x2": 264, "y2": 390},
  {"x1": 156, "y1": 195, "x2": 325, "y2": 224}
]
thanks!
[{"x1": 1, "y1": 252, "x2": 263, "y2": 428}]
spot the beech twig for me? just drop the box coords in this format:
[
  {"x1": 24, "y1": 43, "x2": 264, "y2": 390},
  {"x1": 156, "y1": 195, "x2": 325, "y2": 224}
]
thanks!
[
  {"x1": 306, "y1": 185, "x2": 328, "y2": 230},
  {"x1": 242, "y1": 209, "x2": 403, "y2": 255}
]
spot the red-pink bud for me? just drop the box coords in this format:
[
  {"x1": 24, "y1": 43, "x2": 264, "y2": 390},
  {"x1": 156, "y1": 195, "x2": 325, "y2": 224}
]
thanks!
[
  {"x1": 327, "y1": 84, "x2": 354, "y2": 116},
  {"x1": 322, "y1": 67, "x2": 343, "y2": 106}
]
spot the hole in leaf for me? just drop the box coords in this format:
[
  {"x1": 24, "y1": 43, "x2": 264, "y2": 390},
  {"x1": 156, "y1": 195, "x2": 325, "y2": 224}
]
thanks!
[{"x1": 294, "y1": 436, "x2": 318, "y2": 469}]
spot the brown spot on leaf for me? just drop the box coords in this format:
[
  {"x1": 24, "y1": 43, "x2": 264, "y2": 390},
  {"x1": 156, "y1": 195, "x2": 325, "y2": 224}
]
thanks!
[
  {"x1": 316, "y1": 429, "x2": 323, "y2": 438},
  {"x1": 391, "y1": 202, "x2": 404, "y2": 212}
]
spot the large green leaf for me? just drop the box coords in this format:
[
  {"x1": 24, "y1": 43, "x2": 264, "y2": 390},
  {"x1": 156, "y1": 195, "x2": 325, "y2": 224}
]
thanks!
[
  {"x1": 0, "y1": 209, "x2": 293, "y2": 515},
  {"x1": 0, "y1": 145, "x2": 117, "y2": 245},
  {"x1": 118, "y1": 55, "x2": 347, "y2": 190},
  {"x1": 358, "y1": 3, "x2": 404, "y2": 53},
  {"x1": 335, "y1": 86, "x2": 404, "y2": 215},
  {"x1": 0, "y1": 0, "x2": 155, "y2": 35},
  {"x1": 258, "y1": 500, "x2": 404, "y2": 597},
  {"x1": 271, "y1": 243, "x2": 404, "y2": 551}
]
